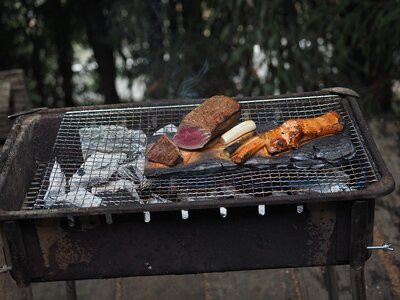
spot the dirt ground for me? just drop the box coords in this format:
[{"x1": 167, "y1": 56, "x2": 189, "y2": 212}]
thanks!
[{"x1": 1, "y1": 116, "x2": 399, "y2": 300}]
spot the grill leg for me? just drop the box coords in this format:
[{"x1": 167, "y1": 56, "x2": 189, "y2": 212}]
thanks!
[
  {"x1": 350, "y1": 267, "x2": 366, "y2": 300},
  {"x1": 325, "y1": 266, "x2": 339, "y2": 300},
  {"x1": 349, "y1": 201, "x2": 369, "y2": 300},
  {"x1": 66, "y1": 280, "x2": 77, "y2": 300},
  {"x1": 19, "y1": 286, "x2": 33, "y2": 300}
]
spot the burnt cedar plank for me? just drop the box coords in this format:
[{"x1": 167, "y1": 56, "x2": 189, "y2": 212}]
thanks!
[{"x1": 145, "y1": 125, "x2": 355, "y2": 177}]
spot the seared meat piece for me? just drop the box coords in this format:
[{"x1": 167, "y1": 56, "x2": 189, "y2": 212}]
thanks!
[
  {"x1": 174, "y1": 95, "x2": 241, "y2": 150},
  {"x1": 266, "y1": 111, "x2": 344, "y2": 154},
  {"x1": 147, "y1": 134, "x2": 183, "y2": 166}
]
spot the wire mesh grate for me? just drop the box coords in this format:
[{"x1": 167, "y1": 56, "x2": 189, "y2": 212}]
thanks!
[{"x1": 23, "y1": 95, "x2": 380, "y2": 210}]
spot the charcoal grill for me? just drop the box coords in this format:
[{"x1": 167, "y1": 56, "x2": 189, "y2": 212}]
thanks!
[{"x1": 0, "y1": 88, "x2": 394, "y2": 299}]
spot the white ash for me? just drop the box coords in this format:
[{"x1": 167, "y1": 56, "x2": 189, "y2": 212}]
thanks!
[
  {"x1": 44, "y1": 189, "x2": 102, "y2": 209},
  {"x1": 44, "y1": 161, "x2": 66, "y2": 197},
  {"x1": 116, "y1": 164, "x2": 137, "y2": 181},
  {"x1": 153, "y1": 124, "x2": 177, "y2": 136},
  {"x1": 43, "y1": 152, "x2": 142, "y2": 208},
  {"x1": 69, "y1": 152, "x2": 127, "y2": 190},
  {"x1": 309, "y1": 182, "x2": 353, "y2": 193},
  {"x1": 271, "y1": 191, "x2": 289, "y2": 196},
  {"x1": 62, "y1": 189, "x2": 102, "y2": 207},
  {"x1": 79, "y1": 125, "x2": 147, "y2": 159},
  {"x1": 43, "y1": 161, "x2": 67, "y2": 207},
  {"x1": 117, "y1": 154, "x2": 147, "y2": 184},
  {"x1": 43, "y1": 161, "x2": 102, "y2": 208},
  {"x1": 79, "y1": 124, "x2": 151, "y2": 185},
  {"x1": 74, "y1": 124, "x2": 150, "y2": 184},
  {"x1": 293, "y1": 170, "x2": 353, "y2": 194},
  {"x1": 177, "y1": 186, "x2": 241, "y2": 201},
  {"x1": 91, "y1": 179, "x2": 139, "y2": 200},
  {"x1": 146, "y1": 194, "x2": 172, "y2": 204}
]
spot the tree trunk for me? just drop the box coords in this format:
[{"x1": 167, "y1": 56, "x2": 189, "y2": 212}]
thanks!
[
  {"x1": 181, "y1": 1, "x2": 203, "y2": 35},
  {"x1": 168, "y1": 0, "x2": 178, "y2": 42},
  {"x1": 80, "y1": 0, "x2": 119, "y2": 104},
  {"x1": 47, "y1": 0, "x2": 74, "y2": 107},
  {"x1": 31, "y1": 41, "x2": 46, "y2": 107},
  {"x1": 20, "y1": 0, "x2": 47, "y2": 106},
  {"x1": 146, "y1": 0, "x2": 163, "y2": 51}
]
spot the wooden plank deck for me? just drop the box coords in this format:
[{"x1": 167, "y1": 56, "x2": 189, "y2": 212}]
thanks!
[{"x1": 0, "y1": 116, "x2": 399, "y2": 299}]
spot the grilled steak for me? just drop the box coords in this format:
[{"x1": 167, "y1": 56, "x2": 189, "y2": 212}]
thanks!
[
  {"x1": 266, "y1": 111, "x2": 344, "y2": 154},
  {"x1": 147, "y1": 134, "x2": 183, "y2": 166},
  {"x1": 174, "y1": 95, "x2": 241, "y2": 150}
]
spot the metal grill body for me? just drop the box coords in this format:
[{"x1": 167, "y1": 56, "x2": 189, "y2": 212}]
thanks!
[
  {"x1": 25, "y1": 94, "x2": 380, "y2": 210},
  {"x1": 0, "y1": 90, "x2": 394, "y2": 300}
]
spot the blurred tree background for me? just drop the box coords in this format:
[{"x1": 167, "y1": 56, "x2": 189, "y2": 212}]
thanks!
[{"x1": 0, "y1": 0, "x2": 399, "y2": 115}]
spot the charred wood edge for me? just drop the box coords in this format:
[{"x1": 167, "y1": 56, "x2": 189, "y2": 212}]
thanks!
[
  {"x1": 349, "y1": 200, "x2": 369, "y2": 300},
  {"x1": 0, "y1": 90, "x2": 396, "y2": 221},
  {"x1": 1, "y1": 221, "x2": 31, "y2": 287}
]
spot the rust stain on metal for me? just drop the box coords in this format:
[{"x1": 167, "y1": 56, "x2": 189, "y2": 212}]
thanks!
[
  {"x1": 35, "y1": 219, "x2": 68, "y2": 268},
  {"x1": 202, "y1": 273, "x2": 212, "y2": 300},
  {"x1": 53, "y1": 237, "x2": 93, "y2": 270},
  {"x1": 114, "y1": 278, "x2": 122, "y2": 300},
  {"x1": 289, "y1": 269, "x2": 303, "y2": 300},
  {"x1": 374, "y1": 228, "x2": 400, "y2": 299},
  {"x1": 36, "y1": 219, "x2": 94, "y2": 270},
  {"x1": 306, "y1": 203, "x2": 336, "y2": 265}
]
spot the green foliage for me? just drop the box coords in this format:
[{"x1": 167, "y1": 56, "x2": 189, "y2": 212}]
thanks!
[{"x1": 0, "y1": 0, "x2": 399, "y2": 114}]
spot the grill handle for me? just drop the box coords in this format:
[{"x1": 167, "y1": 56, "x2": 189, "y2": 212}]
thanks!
[
  {"x1": 320, "y1": 87, "x2": 360, "y2": 98},
  {"x1": 0, "y1": 265, "x2": 12, "y2": 273},
  {"x1": 366, "y1": 242, "x2": 394, "y2": 252}
]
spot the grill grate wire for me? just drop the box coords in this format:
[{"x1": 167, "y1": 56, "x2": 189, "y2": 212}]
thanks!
[{"x1": 23, "y1": 95, "x2": 380, "y2": 210}]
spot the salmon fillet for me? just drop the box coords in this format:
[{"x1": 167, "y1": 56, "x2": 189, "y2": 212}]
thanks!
[{"x1": 265, "y1": 111, "x2": 344, "y2": 154}]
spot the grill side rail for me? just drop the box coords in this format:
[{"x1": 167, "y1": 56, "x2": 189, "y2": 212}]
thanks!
[{"x1": 6, "y1": 203, "x2": 355, "y2": 282}]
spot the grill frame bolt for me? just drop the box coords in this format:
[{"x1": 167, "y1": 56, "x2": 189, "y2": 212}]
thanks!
[
  {"x1": 0, "y1": 265, "x2": 12, "y2": 273},
  {"x1": 220, "y1": 207, "x2": 227, "y2": 218},
  {"x1": 105, "y1": 214, "x2": 113, "y2": 225},
  {"x1": 297, "y1": 205, "x2": 304, "y2": 214},
  {"x1": 144, "y1": 211, "x2": 151, "y2": 223},
  {"x1": 367, "y1": 242, "x2": 394, "y2": 252},
  {"x1": 258, "y1": 205, "x2": 266, "y2": 216},
  {"x1": 181, "y1": 210, "x2": 189, "y2": 220},
  {"x1": 67, "y1": 215, "x2": 75, "y2": 227}
]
